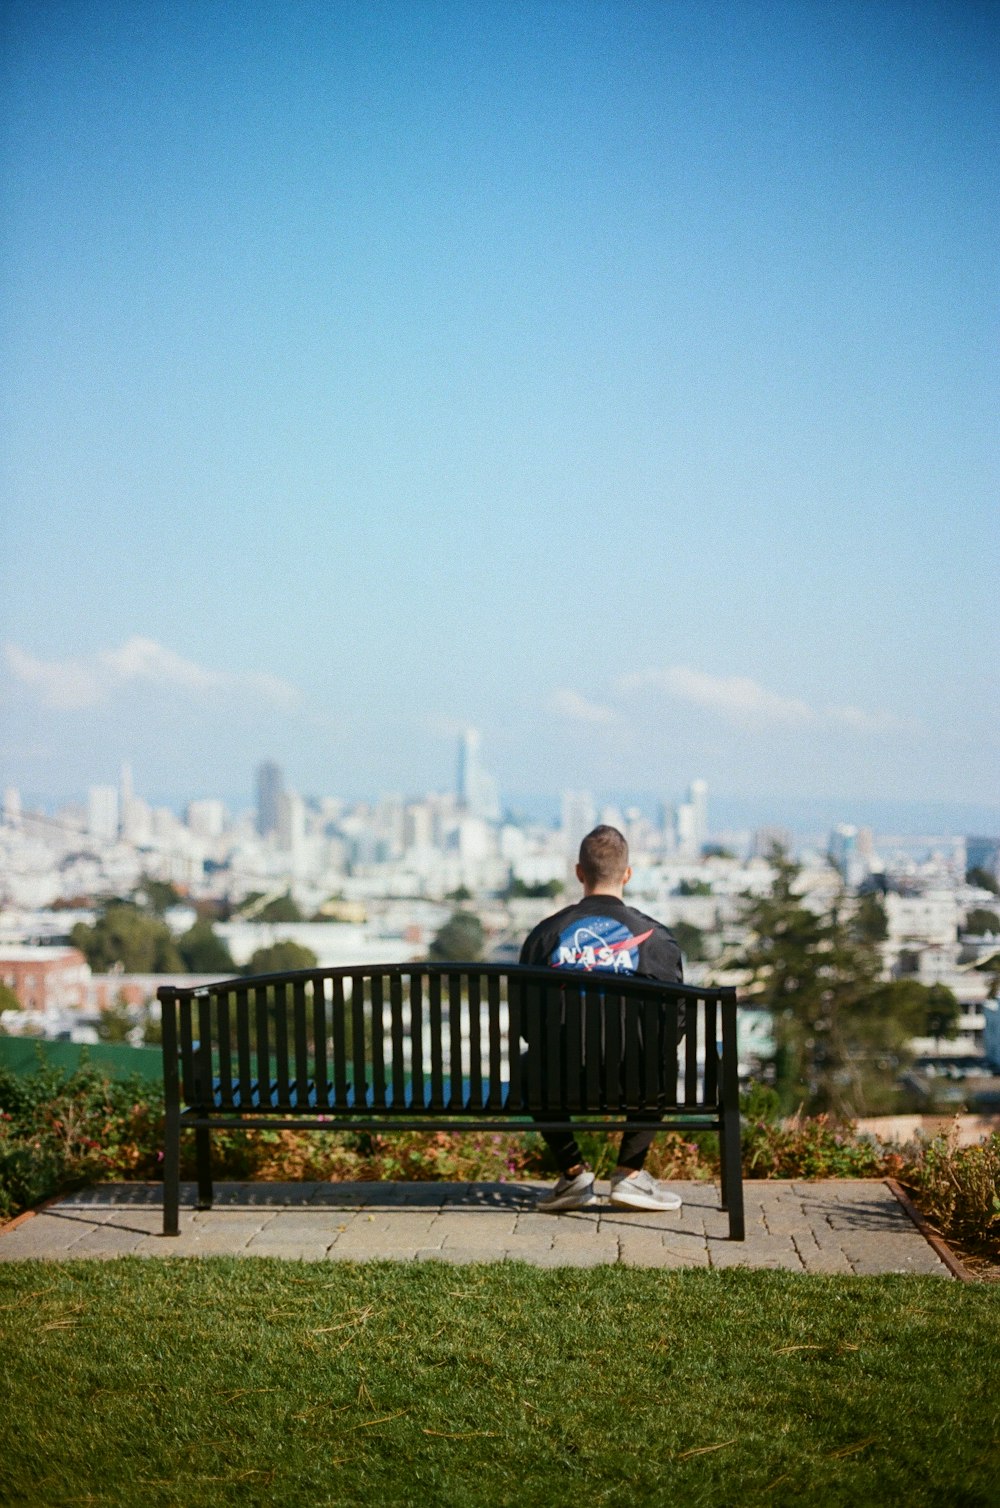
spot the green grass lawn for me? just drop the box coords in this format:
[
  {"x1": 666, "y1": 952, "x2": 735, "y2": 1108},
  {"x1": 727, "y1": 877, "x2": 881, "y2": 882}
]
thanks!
[{"x1": 1, "y1": 1261, "x2": 997, "y2": 1508}]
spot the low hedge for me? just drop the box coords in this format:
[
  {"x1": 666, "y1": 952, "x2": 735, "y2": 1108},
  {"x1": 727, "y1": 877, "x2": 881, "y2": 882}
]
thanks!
[{"x1": 1, "y1": 1062, "x2": 997, "y2": 1261}]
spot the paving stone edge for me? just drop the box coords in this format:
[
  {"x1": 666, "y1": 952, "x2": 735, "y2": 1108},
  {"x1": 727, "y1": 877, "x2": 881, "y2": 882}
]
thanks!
[{"x1": 883, "y1": 1177, "x2": 973, "y2": 1282}]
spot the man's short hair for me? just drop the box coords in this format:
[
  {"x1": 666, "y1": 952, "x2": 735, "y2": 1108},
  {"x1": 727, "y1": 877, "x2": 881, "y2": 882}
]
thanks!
[{"x1": 578, "y1": 825, "x2": 629, "y2": 888}]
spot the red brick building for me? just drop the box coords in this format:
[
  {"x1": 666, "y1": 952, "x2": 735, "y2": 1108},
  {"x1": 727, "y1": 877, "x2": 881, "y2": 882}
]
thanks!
[{"x1": 0, "y1": 947, "x2": 91, "y2": 1012}]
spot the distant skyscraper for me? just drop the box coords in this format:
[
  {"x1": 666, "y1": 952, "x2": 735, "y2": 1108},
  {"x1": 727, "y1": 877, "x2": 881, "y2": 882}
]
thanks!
[
  {"x1": 277, "y1": 789, "x2": 305, "y2": 857},
  {"x1": 255, "y1": 760, "x2": 284, "y2": 837},
  {"x1": 674, "y1": 779, "x2": 708, "y2": 859},
  {"x1": 561, "y1": 790, "x2": 596, "y2": 859},
  {"x1": 87, "y1": 785, "x2": 119, "y2": 843},
  {"x1": 187, "y1": 798, "x2": 226, "y2": 840},
  {"x1": 967, "y1": 836, "x2": 1000, "y2": 880},
  {"x1": 457, "y1": 730, "x2": 480, "y2": 808},
  {"x1": 689, "y1": 779, "x2": 708, "y2": 854},
  {"x1": 456, "y1": 730, "x2": 500, "y2": 822}
]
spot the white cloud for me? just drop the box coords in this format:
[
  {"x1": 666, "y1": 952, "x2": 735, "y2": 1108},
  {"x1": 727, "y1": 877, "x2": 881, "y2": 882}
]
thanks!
[
  {"x1": 824, "y1": 703, "x2": 916, "y2": 735},
  {"x1": 619, "y1": 666, "x2": 813, "y2": 728},
  {"x1": 552, "y1": 688, "x2": 615, "y2": 725},
  {"x1": 616, "y1": 665, "x2": 918, "y2": 736},
  {"x1": 3, "y1": 637, "x2": 299, "y2": 711}
]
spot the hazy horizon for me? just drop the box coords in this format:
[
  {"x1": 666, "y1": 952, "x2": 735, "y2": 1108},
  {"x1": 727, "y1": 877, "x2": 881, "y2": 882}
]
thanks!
[{"x1": 13, "y1": 774, "x2": 999, "y2": 847}]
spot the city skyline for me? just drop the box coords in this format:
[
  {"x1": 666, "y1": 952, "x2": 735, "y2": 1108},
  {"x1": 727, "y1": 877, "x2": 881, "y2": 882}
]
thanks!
[
  {"x1": 5, "y1": 747, "x2": 998, "y2": 848},
  {"x1": 2, "y1": 3, "x2": 997, "y2": 813}
]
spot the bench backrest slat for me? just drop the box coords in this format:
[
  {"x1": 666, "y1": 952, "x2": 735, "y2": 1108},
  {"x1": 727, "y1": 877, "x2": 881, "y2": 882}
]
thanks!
[
  {"x1": 217, "y1": 989, "x2": 233, "y2": 1105},
  {"x1": 291, "y1": 979, "x2": 308, "y2": 1105},
  {"x1": 370, "y1": 975, "x2": 386, "y2": 1108},
  {"x1": 179, "y1": 996, "x2": 196, "y2": 1104},
  {"x1": 235, "y1": 988, "x2": 252, "y2": 1108},
  {"x1": 277, "y1": 981, "x2": 293, "y2": 1108},
  {"x1": 410, "y1": 973, "x2": 425, "y2": 1108},
  {"x1": 486, "y1": 974, "x2": 503, "y2": 1110},
  {"x1": 392, "y1": 971, "x2": 407, "y2": 1103},
  {"x1": 348, "y1": 973, "x2": 364, "y2": 1111},
  {"x1": 330, "y1": 976, "x2": 347, "y2": 1105},
  {"x1": 254, "y1": 985, "x2": 269, "y2": 1107},
  {"x1": 624, "y1": 996, "x2": 642, "y2": 1107},
  {"x1": 702, "y1": 996, "x2": 718, "y2": 1106},
  {"x1": 311, "y1": 976, "x2": 328, "y2": 1107},
  {"x1": 447, "y1": 973, "x2": 463, "y2": 1111},
  {"x1": 465, "y1": 974, "x2": 481, "y2": 1108},
  {"x1": 428, "y1": 972, "x2": 444, "y2": 1110}
]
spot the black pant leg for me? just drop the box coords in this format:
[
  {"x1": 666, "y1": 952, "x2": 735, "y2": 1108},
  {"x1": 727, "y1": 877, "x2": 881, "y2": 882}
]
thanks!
[
  {"x1": 615, "y1": 1118, "x2": 661, "y2": 1172},
  {"x1": 520, "y1": 1046, "x2": 586, "y2": 1176},
  {"x1": 540, "y1": 1128, "x2": 587, "y2": 1177}
]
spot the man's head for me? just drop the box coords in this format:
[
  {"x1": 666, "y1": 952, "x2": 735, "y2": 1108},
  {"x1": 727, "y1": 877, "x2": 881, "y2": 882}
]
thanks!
[{"x1": 576, "y1": 825, "x2": 632, "y2": 897}]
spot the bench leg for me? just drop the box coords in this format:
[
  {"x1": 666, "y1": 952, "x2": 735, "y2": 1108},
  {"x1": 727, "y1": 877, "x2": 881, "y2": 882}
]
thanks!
[
  {"x1": 195, "y1": 1126, "x2": 213, "y2": 1211},
  {"x1": 163, "y1": 1105, "x2": 180, "y2": 1237},
  {"x1": 720, "y1": 1111, "x2": 745, "y2": 1241}
]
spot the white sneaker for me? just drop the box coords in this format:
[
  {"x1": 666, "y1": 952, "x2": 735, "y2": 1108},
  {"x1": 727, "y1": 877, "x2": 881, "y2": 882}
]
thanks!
[
  {"x1": 609, "y1": 1169, "x2": 682, "y2": 1211},
  {"x1": 536, "y1": 1169, "x2": 598, "y2": 1212}
]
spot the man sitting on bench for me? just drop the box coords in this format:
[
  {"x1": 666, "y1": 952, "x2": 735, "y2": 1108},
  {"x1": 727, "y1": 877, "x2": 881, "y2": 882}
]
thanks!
[{"x1": 519, "y1": 824, "x2": 685, "y2": 1213}]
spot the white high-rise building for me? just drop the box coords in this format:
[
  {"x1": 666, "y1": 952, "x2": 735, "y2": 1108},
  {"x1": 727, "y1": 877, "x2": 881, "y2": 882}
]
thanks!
[
  {"x1": 277, "y1": 790, "x2": 306, "y2": 855},
  {"x1": 87, "y1": 786, "x2": 119, "y2": 843},
  {"x1": 119, "y1": 762, "x2": 133, "y2": 833},
  {"x1": 187, "y1": 799, "x2": 226, "y2": 840},
  {"x1": 675, "y1": 802, "x2": 698, "y2": 859},
  {"x1": 3, "y1": 787, "x2": 21, "y2": 827},
  {"x1": 456, "y1": 730, "x2": 500, "y2": 823},
  {"x1": 689, "y1": 779, "x2": 708, "y2": 854},
  {"x1": 561, "y1": 790, "x2": 596, "y2": 860},
  {"x1": 255, "y1": 760, "x2": 284, "y2": 838},
  {"x1": 118, "y1": 762, "x2": 151, "y2": 843}
]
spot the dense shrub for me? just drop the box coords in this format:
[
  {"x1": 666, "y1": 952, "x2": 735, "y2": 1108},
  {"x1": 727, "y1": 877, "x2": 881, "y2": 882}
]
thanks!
[
  {"x1": 904, "y1": 1128, "x2": 1000, "y2": 1252},
  {"x1": 0, "y1": 1062, "x2": 162, "y2": 1220},
  {"x1": 741, "y1": 1113, "x2": 892, "y2": 1179}
]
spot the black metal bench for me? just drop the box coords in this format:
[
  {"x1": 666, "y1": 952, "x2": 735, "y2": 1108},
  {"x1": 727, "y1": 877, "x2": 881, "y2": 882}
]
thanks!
[{"x1": 158, "y1": 963, "x2": 745, "y2": 1239}]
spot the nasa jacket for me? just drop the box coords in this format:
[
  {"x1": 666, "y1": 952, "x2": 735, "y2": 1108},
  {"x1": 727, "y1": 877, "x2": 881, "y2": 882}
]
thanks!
[{"x1": 518, "y1": 894, "x2": 682, "y2": 984}]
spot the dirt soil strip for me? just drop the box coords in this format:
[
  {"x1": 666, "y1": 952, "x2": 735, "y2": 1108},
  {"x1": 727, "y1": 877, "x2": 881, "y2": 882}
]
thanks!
[{"x1": 885, "y1": 1178, "x2": 974, "y2": 1282}]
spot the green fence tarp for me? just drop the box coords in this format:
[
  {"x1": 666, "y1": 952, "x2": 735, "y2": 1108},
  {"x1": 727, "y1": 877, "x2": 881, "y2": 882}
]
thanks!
[{"x1": 0, "y1": 1036, "x2": 163, "y2": 1083}]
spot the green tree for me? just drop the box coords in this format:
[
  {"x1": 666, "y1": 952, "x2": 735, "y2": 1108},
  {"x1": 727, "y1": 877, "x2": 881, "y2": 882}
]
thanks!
[
  {"x1": 0, "y1": 982, "x2": 20, "y2": 1027},
  {"x1": 677, "y1": 879, "x2": 711, "y2": 897},
  {"x1": 966, "y1": 866, "x2": 999, "y2": 895},
  {"x1": 853, "y1": 893, "x2": 888, "y2": 943},
  {"x1": 244, "y1": 941, "x2": 318, "y2": 976},
  {"x1": 965, "y1": 909, "x2": 1000, "y2": 936},
  {"x1": 923, "y1": 983, "x2": 961, "y2": 1042},
  {"x1": 135, "y1": 877, "x2": 183, "y2": 915},
  {"x1": 139, "y1": 1004, "x2": 163, "y2": 1045},
  {"x1": 96, "y1": 997, "x2": 135, "y2": 1043},
  {"x1": 177, "y1": 919, "x2": 236, "y2": 974},
  {"x1": 70, "y1": 904, "x2": 182, "y2": 973},
  {"x1": 505, "y1": 878, "x2": 564, "y2": 900},
  {"x1": 670, "y1": 921, "x2": 707, "y2": 963},
  {"x1": 429, "y1": 912, "x2": 485, "y2": 962},
  {"x1": 255, "y1": 893, "x2": 303, "y2": 923},
  {"x1": 739, "y1": 852, "x2": 916, "y2": 1117}
]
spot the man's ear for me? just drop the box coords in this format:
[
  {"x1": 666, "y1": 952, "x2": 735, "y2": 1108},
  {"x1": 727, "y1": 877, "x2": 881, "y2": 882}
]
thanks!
[
  {"x1": 575, "y1": 862, "x2": 586, "y2": 885},
  {"x1": 622, "y1": 866, "x2": 633, "y2": 887}
]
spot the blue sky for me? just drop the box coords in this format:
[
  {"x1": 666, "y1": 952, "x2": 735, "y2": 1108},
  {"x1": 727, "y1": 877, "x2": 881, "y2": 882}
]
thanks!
[{"x1": 1, "y1": 0, "x2": 997, "y2": 825}]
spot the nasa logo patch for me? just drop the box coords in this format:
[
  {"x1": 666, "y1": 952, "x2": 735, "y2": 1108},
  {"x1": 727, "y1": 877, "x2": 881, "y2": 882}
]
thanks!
[{"x1": 550, "y1": 915, "x2": 653, "y2": 973}]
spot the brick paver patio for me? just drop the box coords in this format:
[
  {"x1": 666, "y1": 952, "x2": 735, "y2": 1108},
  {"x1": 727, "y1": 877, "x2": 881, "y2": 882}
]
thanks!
[{"x1": 0, "y1": 1179, "x2": 954, "y2": 1274}]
